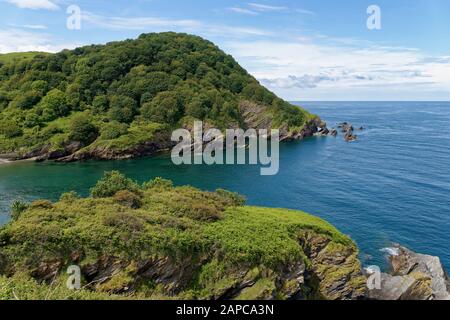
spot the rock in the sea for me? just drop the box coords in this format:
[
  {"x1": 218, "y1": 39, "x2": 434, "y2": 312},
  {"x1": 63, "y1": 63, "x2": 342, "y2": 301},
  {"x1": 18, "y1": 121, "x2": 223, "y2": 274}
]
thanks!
[
  {"x1": 367, "y1": 245, "x2": 450, "y2": 300},
  {"x1": 344, "y1": 132, "x2": 358, "y2": 142},
  {"x1": 330, "y1": 129, "x2": 338, "y2": 137},
  {"x1": 337, "y1": 122, "x2": 359, "y2": 141}
]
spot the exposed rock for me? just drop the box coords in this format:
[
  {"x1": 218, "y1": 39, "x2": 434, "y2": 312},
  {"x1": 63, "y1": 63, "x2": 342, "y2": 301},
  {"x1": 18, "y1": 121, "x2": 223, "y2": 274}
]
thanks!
[
  {"x1": 338, "y1": 122, "x2": 354, "y2": 133},
  {"x1": 299, "y1": 232, "x2": 367, "y2": 300},
  {"x1": 239, "y1": 100, "x2": 325, "y2": 141},
  {"x1": 344, "y1": 132, "x2": 358, "y2": 142},
  {"x1": 31, "y1": 260, "x2": 63, "y2": 283},
  {"x1": 56, "y1": 131, "x2": 173, "y2": 162},
  {"x1": 367, "y1": 245, "x2": 450, "y2": 300},
  {"x1": 337, "y1": 122, "x2": 358, "y2": 142},
  {"x1": 330, "y1": 129, "x2": 338, "y2": 137}
]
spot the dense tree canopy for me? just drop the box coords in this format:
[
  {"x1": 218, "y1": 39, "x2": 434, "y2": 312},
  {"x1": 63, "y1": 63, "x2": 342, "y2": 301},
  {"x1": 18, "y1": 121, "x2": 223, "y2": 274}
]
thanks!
[{"x1": 0, "y1": 32, "x2": 311, "y2": 156}]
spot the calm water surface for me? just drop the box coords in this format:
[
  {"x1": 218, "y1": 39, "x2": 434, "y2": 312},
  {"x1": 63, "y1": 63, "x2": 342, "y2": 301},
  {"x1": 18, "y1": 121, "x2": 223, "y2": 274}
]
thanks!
[{"x1": 1, "y1": 102, "x2": 449, "y2": 269}]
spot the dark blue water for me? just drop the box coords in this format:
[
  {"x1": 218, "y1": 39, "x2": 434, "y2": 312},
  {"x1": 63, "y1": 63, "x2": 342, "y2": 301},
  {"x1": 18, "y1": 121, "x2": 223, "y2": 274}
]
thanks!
[{"x1": 1, "y1": 102, "x2": 449, "y2": 270}]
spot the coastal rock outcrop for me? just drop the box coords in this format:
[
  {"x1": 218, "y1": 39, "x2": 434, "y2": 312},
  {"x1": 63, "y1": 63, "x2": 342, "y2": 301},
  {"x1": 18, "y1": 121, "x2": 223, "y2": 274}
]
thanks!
[
  {"x1": 337, "y1": 122, "x2": 358, "y2": 142},
  {"x1": 367, "y1": 245, "x2": 450, "y2": 300},
  {"x1": 0, "y1": 173, "x2": 367, "y2": 300}
]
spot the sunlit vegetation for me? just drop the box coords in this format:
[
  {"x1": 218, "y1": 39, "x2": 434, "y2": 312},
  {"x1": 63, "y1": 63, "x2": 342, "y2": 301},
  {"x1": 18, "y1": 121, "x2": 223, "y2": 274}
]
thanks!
[
  {"x1": 0, "y1": 171, "x2": 357, "y2": 300},
  {"x1": 0, "y1": 33, "x2": 311, "y2": 158}
]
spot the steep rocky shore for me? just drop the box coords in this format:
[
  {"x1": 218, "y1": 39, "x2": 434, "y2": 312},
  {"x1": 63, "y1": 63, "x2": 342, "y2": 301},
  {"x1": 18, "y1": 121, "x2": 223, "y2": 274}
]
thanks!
[
  {"x1": 367, "y1": 245, "x2": 450, "y2": 300},
  {"x1": 1, "y1": 100, "x2": 326, "y2": 163}
]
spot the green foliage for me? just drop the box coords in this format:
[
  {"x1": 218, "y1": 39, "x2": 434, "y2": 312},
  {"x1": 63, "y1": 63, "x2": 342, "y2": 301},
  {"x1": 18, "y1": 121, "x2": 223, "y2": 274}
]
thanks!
[
  {"x1": 30, "y1": 199, "x2": 53, "y2": 209},
  {"x1": 0, "y1": 32, "x2": 312, "y2": 158},
  {"x1": 141, "y1": 91, "x2": 183, "y2": 125},
  {"x1": 59, "y1": 191, "x2": 79, "y2": 203},
  {"x1": 69, "y1": 113, "x2": 99, "y2": 144},
  {"x1": 215, "y1": 189, "x2": 246, "y2": 206},
  {"x1": 100, "y1": 121, "x2": 129, "y2": 140},
  {"x1": 0, "y1": 274, "x2": 125, "y2": 300},
  {"x1": 92, "y1": 95, "x2": 108, "y2": 113},
  {"x1": 10, "y1": 91, "x2": 41, "y2": 110},
  {"x1": 39, "y1": 89, "x2": 69, "y2": 121},
  {"x1": 10, "y1": 201, "x2": 29, "y2": 221},
  {"x1": 113, "y1": 190, "x2": 143, "y2": 209},
  {"x1": 143, "y1": 177, "x2": 173, "y2": 190},
  {"x1": 0, "y1": 173, "x2": 358, "y2": 300},
  {"x1": 0, "y1": 119, "x2": 22, "y2": 138},
  {"x1": 91, "y1": 171, "x2": 141, "y2": 198},
  {"x1": 108, "y1": 95, "x2": 138, "y2": 124}
]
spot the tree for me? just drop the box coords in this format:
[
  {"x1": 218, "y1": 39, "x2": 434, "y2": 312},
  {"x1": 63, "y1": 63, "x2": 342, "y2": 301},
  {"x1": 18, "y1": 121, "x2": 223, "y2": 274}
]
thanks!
[
  {"x1": 107, "y1": 95, "x2": 138, "y2": 123},
  {"x1": 92, "y1": 95, "x2": 108, "y2": 113},
  {"x1": 141, "y1": 91, "x2": 183, "y2": 125},
  {"x1": 91, "y1": 171, "x2": 141, "y2": 198},
  {"x1": 40, "y1": 89, "x2": 69, "y2": 121},
  {"x1": 100, "y1": 121, "x2": 128, "y2": 140},
  {"x1": 69, "y1": 113, "x2": 99, "y2": 144},
  {"x1": 11, "y1": 91, "x2": 41, "y2": 109},
  {"x1": 0, "y1": 119, "x2": 23, "y2": 138},
  {"x1": 11, "y1": 200, "x2": 29, "y2": 221}
]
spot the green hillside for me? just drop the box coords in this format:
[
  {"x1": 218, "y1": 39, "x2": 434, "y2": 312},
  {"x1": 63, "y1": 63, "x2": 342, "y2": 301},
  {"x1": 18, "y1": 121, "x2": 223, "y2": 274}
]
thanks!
[
  {"x1": 0, "y1": 171, "x2": 365, "y2": 300},
  {"x1": 0, "y1": 32, "x2": 315, "y2": 161}
]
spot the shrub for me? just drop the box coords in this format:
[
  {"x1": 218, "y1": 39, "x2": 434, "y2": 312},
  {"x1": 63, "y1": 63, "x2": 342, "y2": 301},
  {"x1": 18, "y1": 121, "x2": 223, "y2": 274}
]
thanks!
[
  {"x1": 140, "y1": 91, "x2": 183, "y2": 125},
  {"x1": 0, "y1": 120, "x2": 23, "y2": 138},
  {"x1": 113, "y1": 190, "x2": 142, "y2": 209},
  {"x1": 92, "y1": 95, "x2": 109, "y2": 113},
  {"x1": 108, "y1": 95, "x2": 138, "y2": 124},
  {"x1": 91, "y1": 171, "x2": 141, "y2": 198},
  {"x1": 186, "y1": 203, "x2": 222, "y2": 222},
  {"x1": 30, "y1": 200, "x2": 54, "y2": 209},
  {"x1": 216, "y1": 189, "x2": 246, "y2": 207},
  {"x1": 143, "y1": 177, "x2": 173, "y2": 190},
  {"x1": 10, "y1": 201, "x2": 29, "y2": 221},
  {"x1": 100, "y1": 121, "x2": 129, "y2": 140},
  {"x1": 59, "y1": 191, "x2": 79, "y2": 203},
  {"x1": 69, "y1": 114, "x2": 99, "y2": 144},
  {"x1": 40, "y1": 89, "x2": 69, "y2": 121}
]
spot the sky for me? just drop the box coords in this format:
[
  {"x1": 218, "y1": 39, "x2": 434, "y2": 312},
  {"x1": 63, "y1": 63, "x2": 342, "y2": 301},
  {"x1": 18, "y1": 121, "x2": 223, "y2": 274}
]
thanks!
[{"x1": 0, "y1": 0, "x2": 450, "y2": 101}]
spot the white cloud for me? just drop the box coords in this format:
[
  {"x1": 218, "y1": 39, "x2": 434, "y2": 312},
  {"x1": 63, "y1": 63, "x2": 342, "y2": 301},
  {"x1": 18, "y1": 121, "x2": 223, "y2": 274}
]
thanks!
[
  {"x1": 0, "y1": 29, "x2": 79, "y2": 53},
  {"x1": 81, "y1": 11, "x2": 271, "y2": 38},
  {"x1": 228, "y1": 7, "x2": 258, "y2": 15},
  {"x1": 247, "y1": 3, "x2": 287, "y2": 12},
  {"x1": 227, "y1": 3, "x2": 315, "y2": 17},
  {"x1": 22, "y1": 24, "x2": 47, "y2": 29},
  {"x1": 5, "y1": 0, "x2": 59, "y2": 10},
  {"x1": 204, "y1": 25, "x2": 273, "y2": 37},
  {"x1": 224, "y1": 39, "x2": 450, "y2": 100},
  {"x1": 82, "y1": 12, "x2": 201, "y2": 30}
]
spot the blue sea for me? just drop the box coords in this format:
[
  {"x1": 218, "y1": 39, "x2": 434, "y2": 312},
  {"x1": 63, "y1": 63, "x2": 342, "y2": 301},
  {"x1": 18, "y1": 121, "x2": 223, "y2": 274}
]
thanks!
[{"x1": 1, "y1": 101, "x2": 449, "y2": 270}]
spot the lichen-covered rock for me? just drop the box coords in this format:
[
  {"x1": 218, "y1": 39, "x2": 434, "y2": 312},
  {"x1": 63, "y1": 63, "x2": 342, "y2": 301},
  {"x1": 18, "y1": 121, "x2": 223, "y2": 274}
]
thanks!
[
  {"x1": 300, "y1": 232, "x2": 367, "y2": 300},
  {"x1": 368, "y1": 245, "x2": 450, "y2": 300}
]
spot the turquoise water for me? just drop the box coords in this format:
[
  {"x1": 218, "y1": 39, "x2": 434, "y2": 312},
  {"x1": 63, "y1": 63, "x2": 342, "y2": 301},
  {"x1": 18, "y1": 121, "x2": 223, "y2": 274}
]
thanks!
[{"x1": 1, "y1": 102, "x2": 449, "y2": 270}]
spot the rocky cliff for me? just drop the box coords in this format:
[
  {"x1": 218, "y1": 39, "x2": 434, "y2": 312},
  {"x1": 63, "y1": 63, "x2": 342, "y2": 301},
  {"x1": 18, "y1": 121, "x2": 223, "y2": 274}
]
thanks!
[
  {"x1": 367, "y1": 245, "x2": 450, "y2": 300},
  {"x1": 0, "y1": 172, "x2": 366, "y2": 300}
]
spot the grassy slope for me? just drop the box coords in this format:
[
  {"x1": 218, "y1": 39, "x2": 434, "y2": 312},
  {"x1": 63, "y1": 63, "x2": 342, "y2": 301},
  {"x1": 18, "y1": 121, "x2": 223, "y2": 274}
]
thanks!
[
  {"x1": 0, "y1": 173, "x2": 360, "y2": 300},
  {"x1": 0, "y1": 52, "x2": 47, "y2": 64}
]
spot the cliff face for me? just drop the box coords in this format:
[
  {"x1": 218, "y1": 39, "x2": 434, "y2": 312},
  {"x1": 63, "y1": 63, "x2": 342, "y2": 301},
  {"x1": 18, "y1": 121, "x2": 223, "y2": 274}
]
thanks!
[
  {"x1": 0, "y1": 172, "x2": 365, "y2": 300},
  {"x1": 239, "y1": 100, "x2": 325, "y2": 142},
  {"x1": 367, "y1": 245, "x2": 450, "y2": 300}
]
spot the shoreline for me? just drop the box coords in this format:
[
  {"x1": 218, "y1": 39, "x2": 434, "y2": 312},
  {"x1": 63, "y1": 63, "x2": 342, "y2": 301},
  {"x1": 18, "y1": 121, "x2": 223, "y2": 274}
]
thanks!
[
  {"x1": 0, "y1": 157, "x2": 38, "y2": 165},
  {"x1": 0, "y1": 159, "x2": 11, "y2": 165}
]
